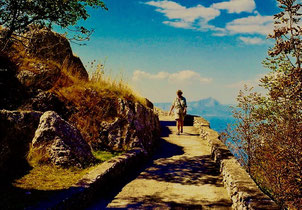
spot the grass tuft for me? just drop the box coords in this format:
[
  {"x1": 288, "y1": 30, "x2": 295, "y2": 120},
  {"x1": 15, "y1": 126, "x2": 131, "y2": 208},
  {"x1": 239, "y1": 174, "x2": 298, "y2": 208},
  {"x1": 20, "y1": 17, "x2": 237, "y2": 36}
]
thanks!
[
  {"x1": 50, "y1": 60, "x2": 147, "y2": 148},
  {"x1": 92, "y1": 150, "x2": 123, "y2": 162}
]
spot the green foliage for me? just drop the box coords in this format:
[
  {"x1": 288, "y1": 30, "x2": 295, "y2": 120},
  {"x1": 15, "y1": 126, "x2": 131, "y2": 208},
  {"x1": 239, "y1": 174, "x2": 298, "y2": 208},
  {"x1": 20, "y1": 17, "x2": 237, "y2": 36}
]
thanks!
[
  {"x1": 0, "y1": 0, "x2": 107, "y2": 47},
  {"x1": 222, "y1": 0, "x2": 302, "y2": 208},
  {"x1": 92, "y1": 150, "x2": 122, "y2": 162}
]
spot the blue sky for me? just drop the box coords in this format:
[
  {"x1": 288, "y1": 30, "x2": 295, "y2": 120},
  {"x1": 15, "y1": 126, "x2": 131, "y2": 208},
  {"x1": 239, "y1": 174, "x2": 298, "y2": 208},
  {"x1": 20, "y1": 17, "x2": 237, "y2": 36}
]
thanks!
[{"x1": 70, "y1": 0, "x2": 280, "y2": 104}]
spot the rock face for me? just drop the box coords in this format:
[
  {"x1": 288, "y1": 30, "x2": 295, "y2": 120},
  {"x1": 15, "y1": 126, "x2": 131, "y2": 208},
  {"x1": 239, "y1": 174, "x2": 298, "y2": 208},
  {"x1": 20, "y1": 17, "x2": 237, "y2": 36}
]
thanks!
[
  {"x1": 0, "y1": 110, "x2": 42, "y2": 173},
  {"x1": 20, "y1": 91, "x2": 70, "y2": 119},
  {"x1": 17, "y1": 63, "x2": 61, "y2": 91},
  {"x1": 95, "y1": 99, "x2": 160, "y2": 153},
  {"x1": 1, "y1": 27, "x2": 89, "y2": 110},
  {"x1": 4, "y1": 27, "x2": 88, "y2": 92},
  {"x1": 0, "y1": 27, "x2": 160, "y2": 172},
  {"x1": 23, "y1": 28, "x2": 88, "y2": 80},
  {"x1": 30, "y1": 111, "x2": 95, "y2": 168}
]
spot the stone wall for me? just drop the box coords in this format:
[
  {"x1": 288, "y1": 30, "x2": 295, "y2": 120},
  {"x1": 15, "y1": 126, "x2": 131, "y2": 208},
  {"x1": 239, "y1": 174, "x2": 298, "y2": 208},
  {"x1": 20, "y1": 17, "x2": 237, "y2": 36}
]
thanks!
[{"x1": 193, "y1": 116, "x2": 279, "y2": 210}]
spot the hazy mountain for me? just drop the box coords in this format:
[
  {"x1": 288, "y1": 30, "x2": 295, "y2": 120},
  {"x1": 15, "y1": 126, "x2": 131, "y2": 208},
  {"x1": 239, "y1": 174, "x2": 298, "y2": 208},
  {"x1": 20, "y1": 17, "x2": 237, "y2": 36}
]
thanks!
[{"x1": 155, "y1": 97, "x2": 235, "y2": 132}]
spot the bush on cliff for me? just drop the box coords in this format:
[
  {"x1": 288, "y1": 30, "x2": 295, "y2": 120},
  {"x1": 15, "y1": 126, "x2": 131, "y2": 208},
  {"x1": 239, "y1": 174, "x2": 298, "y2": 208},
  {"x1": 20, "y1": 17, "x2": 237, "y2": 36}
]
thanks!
[{"x1": 222, "y1": 0, "x2": 302, "y2": 208}]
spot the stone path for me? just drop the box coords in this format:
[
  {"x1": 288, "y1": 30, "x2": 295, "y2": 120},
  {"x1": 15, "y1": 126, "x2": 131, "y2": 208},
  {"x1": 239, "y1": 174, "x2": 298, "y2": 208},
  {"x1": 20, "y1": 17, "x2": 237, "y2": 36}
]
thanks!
[{"x1": 102, "y1": 116, "x2": 232, "y2": 209}]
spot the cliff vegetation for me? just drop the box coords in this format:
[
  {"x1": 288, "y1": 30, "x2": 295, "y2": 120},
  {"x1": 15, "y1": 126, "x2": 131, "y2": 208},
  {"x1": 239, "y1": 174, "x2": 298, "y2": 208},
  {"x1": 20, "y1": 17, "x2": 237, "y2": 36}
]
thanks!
[
  {"x1": 222, "y1": 1, "x2": 302, "y2": 209},
  {"x1": 0, "y1": 26, "x2": 159, "y2": 200}
]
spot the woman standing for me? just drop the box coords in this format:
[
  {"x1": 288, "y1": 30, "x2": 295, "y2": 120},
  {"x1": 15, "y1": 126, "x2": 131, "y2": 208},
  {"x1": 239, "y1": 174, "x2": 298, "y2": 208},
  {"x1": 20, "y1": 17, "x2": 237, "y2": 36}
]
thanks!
[{"x1": 169, "y1": 90, "x2": 187, "y2": 135}]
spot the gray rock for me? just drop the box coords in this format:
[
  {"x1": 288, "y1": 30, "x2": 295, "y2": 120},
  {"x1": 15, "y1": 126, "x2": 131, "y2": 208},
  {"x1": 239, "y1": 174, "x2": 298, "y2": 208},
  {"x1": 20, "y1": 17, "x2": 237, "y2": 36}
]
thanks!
[
  {"x1": 24, "y1": 28, "x2": 88, "y2": 80},
  {"x1": 17, "y1": 65, "x2": 61, "y2": 90},
  {"x1": 95, "y1": 99, "x2": 160, "y2": 153},
  {"x1": 20, "y1": 91, "x2": 70, "y2": 119},
  {"x1": 3, "y1": 27, "x2": 89, "y2": 94},
  {"x1": 31, "y1": 111, "x2": 95, "y2": 168}
]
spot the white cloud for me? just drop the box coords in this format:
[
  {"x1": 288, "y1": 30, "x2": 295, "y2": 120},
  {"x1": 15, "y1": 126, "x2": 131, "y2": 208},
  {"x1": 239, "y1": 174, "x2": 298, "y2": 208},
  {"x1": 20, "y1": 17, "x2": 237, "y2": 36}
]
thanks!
[
  {"x1": 132, "y1": 70, "x2": 169, "y2": 81},
  {"x1": 132, "y1": 70, "x2": 212, "y2": 84},
  {"x1": 145, "y1": 1, "x2": 220, "y2": 30},
  {"x1": 163, "y1": 20, "x2": 193, "y2": 29},
  {"x1": 226, "y1": 74, "x2": 265, "y2": 89},
  {"x1": 212, "y1": 0, "x2": 256, "y2": 14},
  {"x1": 145, "y1": 1, "x2": 274, "y2": 37},
  {"x1": 239, "y1": 36, "x2": 265, "y2": 45},
  {"x1": 226, "y1": 13, "x2": 274, "y2": 35}
]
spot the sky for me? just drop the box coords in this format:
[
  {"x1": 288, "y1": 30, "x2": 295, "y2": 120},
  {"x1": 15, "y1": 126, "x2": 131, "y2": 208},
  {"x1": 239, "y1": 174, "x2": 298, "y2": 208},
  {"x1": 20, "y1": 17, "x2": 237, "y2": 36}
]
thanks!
[{"x1": 70, "y1": 0, "x2": 281, "y2": 104}]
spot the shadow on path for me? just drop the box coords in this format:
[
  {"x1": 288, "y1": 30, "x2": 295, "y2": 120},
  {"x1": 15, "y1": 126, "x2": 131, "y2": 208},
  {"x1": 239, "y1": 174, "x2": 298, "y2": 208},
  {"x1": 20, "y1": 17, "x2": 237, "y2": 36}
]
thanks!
[
  {"x1": 88, "y1": 125, "x2": 184, "y2": 209},
  {"x1": 89, "y1": 121, "x2": 232, "y2": 209},
  {"x1": 138, "y1": 155, "x2": 224, "y2": 187},
  {"x1": 106, "y1": 194, "x2": 232, "y2": 209}
]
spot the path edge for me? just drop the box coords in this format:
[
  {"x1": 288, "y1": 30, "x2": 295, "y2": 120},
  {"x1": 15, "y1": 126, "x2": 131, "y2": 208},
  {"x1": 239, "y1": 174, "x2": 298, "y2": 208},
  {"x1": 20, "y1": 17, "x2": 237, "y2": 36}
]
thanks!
[
  {"x1": 193, "y1": 116, "x2": 279, "y2": 210},
  {"x1": 30, "y1": 148, "x2": 149, "y2": 209}
]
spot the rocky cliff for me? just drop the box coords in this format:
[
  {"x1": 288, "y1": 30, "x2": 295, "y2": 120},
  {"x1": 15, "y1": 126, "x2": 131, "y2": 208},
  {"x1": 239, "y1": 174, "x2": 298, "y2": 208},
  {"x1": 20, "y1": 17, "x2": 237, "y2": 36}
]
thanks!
[{"x1": 0, "y1": 28, "x2": 160, "y2": 175}]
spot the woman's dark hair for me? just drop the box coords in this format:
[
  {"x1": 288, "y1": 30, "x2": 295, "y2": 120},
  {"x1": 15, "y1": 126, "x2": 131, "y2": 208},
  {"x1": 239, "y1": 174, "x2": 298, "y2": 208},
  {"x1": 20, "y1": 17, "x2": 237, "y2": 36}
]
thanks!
[{"x1": 177, "y1": 90, "x2": 183, "y2": 96}]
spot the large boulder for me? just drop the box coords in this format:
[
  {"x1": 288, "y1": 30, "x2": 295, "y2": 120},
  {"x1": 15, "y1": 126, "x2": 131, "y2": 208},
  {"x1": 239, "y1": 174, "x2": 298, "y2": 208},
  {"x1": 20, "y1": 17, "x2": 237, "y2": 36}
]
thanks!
[
  {"x1": 94, "y1": 99, "x2": 160, "y2": 153},
  {"x1": 30, "y1": 111, "x2": 95, "y2": 168},
  {"x1": 3, "y1": 27, "x2": 88, "y2": 92},
  {"x1": 22, "y1": 28, "x2": 88, "y2": 80},
  {"x1": 0, "y1": 110, "x2": 42, "y2": 174}
]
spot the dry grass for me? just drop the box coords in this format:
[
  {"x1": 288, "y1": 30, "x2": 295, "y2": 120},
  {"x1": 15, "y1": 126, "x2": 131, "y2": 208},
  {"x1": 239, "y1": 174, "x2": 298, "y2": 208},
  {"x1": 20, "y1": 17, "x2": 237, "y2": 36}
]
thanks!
[
  {"x1": 14, "y1": 60, "x2": 144, "y2": 190},
  {"x1": 6, "y1": 30, "x2": 147, "y2": 149},
  {"x1": 13, "y1": 164, "x2": 96, "y2": 190},
  {"x1": 5, "y1": 29, "x2": 148, "y2": 192},
  {"x1": 14, "y1": 149, "x2": 121, "y2": 191},
  {"x1": 50, "y1": 60, "x2": 147, "y2": 148},
  {"x1": 27, "y1": 144, "x2": 51, "y2": 167}
]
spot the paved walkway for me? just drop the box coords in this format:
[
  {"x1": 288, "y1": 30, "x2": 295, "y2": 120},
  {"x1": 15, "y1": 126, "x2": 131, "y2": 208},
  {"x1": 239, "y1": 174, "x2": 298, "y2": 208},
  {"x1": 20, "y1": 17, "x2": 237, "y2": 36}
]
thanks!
[{"x1": 105, "y1": 117, "x2": 232, "y2": 209}]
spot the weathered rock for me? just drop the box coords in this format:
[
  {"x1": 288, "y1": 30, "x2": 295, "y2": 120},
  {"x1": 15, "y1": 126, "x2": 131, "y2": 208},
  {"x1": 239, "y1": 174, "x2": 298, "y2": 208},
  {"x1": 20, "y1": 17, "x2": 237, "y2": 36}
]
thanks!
[
  {"x1": 23, "y1": 28, "x2": 88, "y2": 80},
  {"x1": 2, "y1": 27, "x2": 88, "y2": 92},
  {"x1": 20, "y1": 91, "x2": 70, "y2": 119},
  {"x1": 16, "y1": 63, "x2": 61, "y2": 90},
  {"x1": 17, "y1": 64, "x2": 61, "y2": 90},
  {"x1": 31, "y1": 111, "x2": 95, "y2": 168},
  {"x1": 98, "y1": 118, "x2": 132, "y2": 150},
  {"x1": 95, "y1": 99, "x2": 160, "y2": 153},
  {"x1": 0, "y1": 110, "x2": 42, "y2": 174}
]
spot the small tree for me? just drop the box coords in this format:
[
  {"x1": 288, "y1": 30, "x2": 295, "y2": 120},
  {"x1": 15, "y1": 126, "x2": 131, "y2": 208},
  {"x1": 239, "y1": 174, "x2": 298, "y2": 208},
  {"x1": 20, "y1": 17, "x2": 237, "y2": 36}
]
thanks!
[
  {"x1": 223, "y1": 0, "x2": 302, "y2": 208},
  {"x1": 0, "y1": 0, "x2": 107, "y2": 49}
]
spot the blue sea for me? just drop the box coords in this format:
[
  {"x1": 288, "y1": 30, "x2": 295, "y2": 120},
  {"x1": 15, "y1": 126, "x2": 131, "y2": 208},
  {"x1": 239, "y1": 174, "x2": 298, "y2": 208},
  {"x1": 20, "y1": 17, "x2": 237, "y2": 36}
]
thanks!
[{"x1": 201, "y1": 116, "x2": 236, "y2": 133}]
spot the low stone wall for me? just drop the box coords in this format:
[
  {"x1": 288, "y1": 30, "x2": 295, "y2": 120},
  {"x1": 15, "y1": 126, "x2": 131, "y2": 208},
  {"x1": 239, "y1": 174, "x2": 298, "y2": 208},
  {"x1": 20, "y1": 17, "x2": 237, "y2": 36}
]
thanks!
[
  {"x1": 193, "y1": 116, "x2": 279, "y2": 210},
  {"x1": 31, "y1": 148, "x2": 148, "y2": 209}
]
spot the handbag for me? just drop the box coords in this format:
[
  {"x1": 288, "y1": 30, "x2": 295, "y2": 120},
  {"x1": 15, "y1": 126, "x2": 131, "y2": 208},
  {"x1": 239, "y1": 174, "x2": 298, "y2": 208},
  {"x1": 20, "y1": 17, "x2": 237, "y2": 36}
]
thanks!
[{"x1": 177, "y1": 98, "x2": 186, "y2": 115}]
